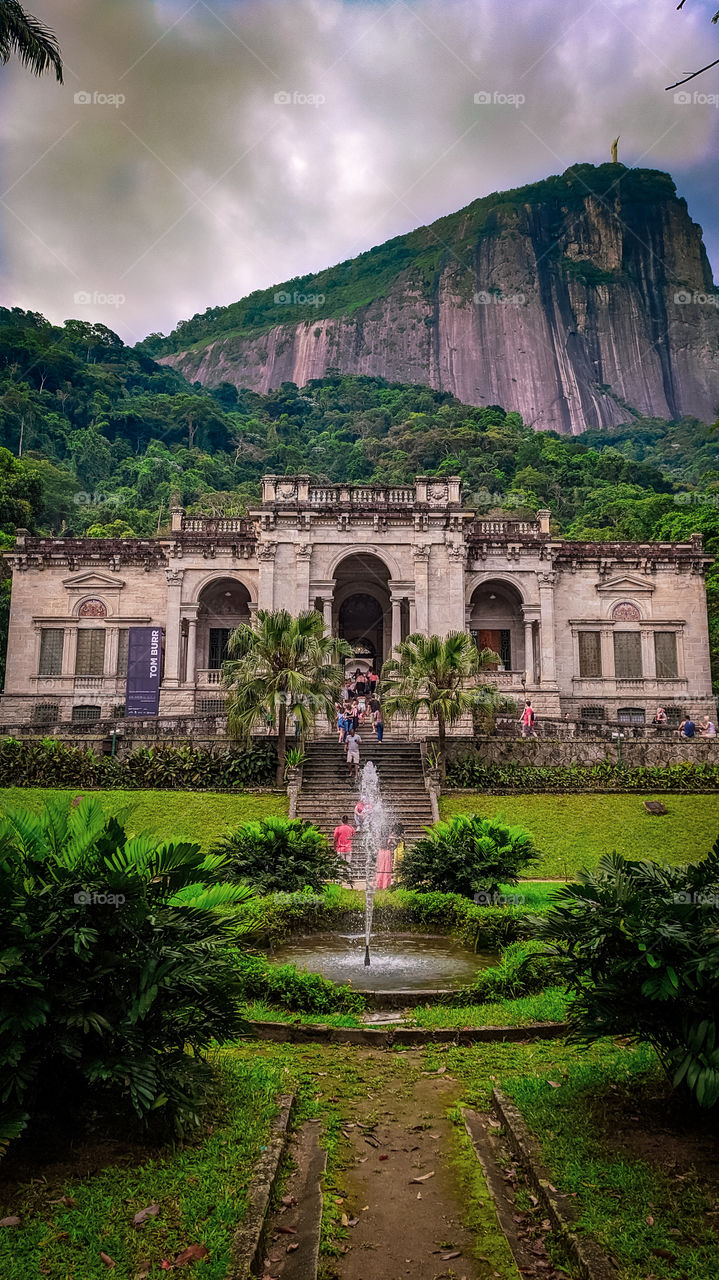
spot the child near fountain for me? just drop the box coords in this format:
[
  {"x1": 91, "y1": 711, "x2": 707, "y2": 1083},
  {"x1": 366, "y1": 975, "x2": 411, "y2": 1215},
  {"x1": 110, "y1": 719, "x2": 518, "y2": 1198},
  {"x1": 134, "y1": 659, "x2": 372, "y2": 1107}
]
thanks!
[{"x1": 375, "y1": 830, "x2": 393, "y2": 890}]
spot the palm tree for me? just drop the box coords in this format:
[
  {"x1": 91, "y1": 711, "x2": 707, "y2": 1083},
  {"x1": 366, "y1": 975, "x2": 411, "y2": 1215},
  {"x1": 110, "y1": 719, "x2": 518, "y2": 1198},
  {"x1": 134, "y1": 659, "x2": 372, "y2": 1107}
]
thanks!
[
  {"x1": 381, "y1": 631, "x2": 499, "y2": 779},
  {"x1": 0, "y1": 1, "x2": 63, "y2": 81},
  {"x1": 224, "y1": 608, "x2": 352, "y2": 786}
]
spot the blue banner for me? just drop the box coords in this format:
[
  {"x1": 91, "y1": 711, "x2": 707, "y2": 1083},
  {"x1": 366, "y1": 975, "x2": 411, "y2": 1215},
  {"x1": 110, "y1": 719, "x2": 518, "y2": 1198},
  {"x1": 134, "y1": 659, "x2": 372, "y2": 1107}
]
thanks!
[{"x1": 125, "y1": 626, "x2": 163, "y2": 717}]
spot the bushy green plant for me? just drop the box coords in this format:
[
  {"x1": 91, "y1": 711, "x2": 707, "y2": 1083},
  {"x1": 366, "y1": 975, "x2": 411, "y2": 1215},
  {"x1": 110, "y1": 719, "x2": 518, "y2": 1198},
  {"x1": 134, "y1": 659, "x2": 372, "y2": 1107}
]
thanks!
[
  {"x1": 212, "y1": 816, "x2": 349, "y2": 894},
  {"x1": 450, "y1": 939, "x2": 561, "y2": 1005},
  {"x1": 445, "y1": 755, "x2": 719, "y2": 793},
  {"x1": 399, "y1": 813, "x2": 539, "y2": 898},
  {"x1": 235, "y1": 955, "x2": 365, "y2": 1014},
  {"x1": 532, "y1": 842, "x2": 719, "y2": 1107},
  {"x1": 0, "y1": 797, "x2": 255, "y2": 1149},
  {"x1": 0, "y1": 736, "x2": 277, "y2": 790}
]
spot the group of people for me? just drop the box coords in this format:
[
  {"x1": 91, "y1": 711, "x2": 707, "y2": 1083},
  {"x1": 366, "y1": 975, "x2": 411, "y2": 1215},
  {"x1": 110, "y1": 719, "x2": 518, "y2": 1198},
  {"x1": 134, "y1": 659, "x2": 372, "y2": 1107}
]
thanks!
[
  {"x1": 333, "y1": 802, "x2": 405, "y2": 889},
  {"x1": 336, "y1": 667, "x2": 385, "y2": 777},
  {"x1": 653, "y1": 708, "x2": 716, "y2": 737}
]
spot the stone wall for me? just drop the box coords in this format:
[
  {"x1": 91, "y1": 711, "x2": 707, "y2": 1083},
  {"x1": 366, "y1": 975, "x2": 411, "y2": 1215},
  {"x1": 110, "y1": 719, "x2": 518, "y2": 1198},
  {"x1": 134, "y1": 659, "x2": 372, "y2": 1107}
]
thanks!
[{"x1": 445, "y1": 735, "x2": 719, "y2": 768}]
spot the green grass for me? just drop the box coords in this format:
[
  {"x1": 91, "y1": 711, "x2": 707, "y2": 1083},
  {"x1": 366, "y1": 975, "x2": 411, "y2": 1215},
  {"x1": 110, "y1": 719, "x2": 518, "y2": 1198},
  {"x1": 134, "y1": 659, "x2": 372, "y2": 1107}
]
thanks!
[
  {"x1": 0, "y1": 1053, "x2": 286, "y2": 1280},
  {"x1": 440, "y1": 793, "x2": 719, "y2": 878},
  {"x1": 237, "y1": 986, "x2": 569, "y2": 1030},
  {"x1": 0, "y1": 788, "x2": 288, "y2": 852}
]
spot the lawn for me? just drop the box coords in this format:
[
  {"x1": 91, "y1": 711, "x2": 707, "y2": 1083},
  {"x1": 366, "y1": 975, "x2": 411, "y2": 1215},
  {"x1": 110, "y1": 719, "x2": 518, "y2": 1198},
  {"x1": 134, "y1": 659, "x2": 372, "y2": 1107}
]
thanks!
[
  {"x1": 0, "y1": 787, "x2": 288, "y2": 852},
  {"x1": 0, "y1": 1053, "x2": 286, "y2": 1280},
  {"x1": 440, "y1": 792, "x2": 719, "y2": 878}
]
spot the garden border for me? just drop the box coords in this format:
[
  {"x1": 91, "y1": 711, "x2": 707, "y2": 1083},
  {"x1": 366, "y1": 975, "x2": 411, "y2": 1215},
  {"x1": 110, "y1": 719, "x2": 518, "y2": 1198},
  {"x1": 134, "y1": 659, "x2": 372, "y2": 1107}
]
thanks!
[
  {"x1": 225, "y1": 1091, "x2": 296, "y2": 1280},
  {"x1": 490, "y1": 1087, "x2": 617, "y2": 1280},
  {"x1": 245, "y1": 1019, "x2": 569, "y2": 1046}
]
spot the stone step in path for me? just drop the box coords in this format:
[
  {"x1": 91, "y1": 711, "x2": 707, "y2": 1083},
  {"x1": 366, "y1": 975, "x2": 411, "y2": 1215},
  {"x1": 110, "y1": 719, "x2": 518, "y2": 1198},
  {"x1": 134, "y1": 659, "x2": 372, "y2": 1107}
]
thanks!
[{"x1": 296, "y1": 735, "x2": 435, "y2": 867}]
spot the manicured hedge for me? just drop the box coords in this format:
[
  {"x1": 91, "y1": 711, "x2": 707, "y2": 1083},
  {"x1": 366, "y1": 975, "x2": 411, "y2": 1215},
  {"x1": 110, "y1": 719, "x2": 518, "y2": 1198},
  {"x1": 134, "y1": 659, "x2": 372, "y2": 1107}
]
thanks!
[
  {"x1": 445, "y1": 756, "x2": 719, "y2": 793},
  {"x1": 0, "y1": 736, "x2": 277, "y2": 790}
]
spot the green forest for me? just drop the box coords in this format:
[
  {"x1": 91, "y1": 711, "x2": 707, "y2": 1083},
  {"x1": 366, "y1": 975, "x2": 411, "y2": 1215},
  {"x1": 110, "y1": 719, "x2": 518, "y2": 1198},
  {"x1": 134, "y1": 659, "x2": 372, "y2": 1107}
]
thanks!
[{"x1": 1, "y1": 304, "x2": 718, "y2": 686}]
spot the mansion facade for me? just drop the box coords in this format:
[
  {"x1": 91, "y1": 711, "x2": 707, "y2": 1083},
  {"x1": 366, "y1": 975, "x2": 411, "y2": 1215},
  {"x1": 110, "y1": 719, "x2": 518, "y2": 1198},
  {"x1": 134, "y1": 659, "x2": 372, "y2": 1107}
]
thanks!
[{"x1": 1, "y1": 474, "x2": 716, "y2": 729}]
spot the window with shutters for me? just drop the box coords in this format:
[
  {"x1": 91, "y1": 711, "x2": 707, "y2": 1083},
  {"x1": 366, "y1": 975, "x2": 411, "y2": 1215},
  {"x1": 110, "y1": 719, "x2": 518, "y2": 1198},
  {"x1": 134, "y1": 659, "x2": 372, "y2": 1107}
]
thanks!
[
  {"x1": 613, "y1": 631, "x2": 642, "y2": 679},
  {"x1": 75, "y1": 629, "x2": 106, "y2": 676},
  {"x1": 38, "y1": 629, "x2": 64, "y2": 676},
  {"x1": 208, "y1": 628, "x2": 231, "y2": 669},
  {"x1": 578, "y1": 631, "x2": 602, "y2": 677},
  {"x1": 116, "y1": 628, "x2": 129, "y2": 677},
  {"x1": 654, "y1": 632, "x2": 678, "y2": 679}
]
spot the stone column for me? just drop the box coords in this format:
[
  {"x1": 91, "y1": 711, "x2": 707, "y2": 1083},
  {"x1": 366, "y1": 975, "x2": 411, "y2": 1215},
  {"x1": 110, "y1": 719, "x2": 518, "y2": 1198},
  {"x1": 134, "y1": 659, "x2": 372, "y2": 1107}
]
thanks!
[
  {"x1": 409, "y1": 597, "x2": 418, "y2": 634},
  {"x1": 163, "y1": 569, "x2": 184, "y2": 687},
  {"x1": 64, "y1": 625, "x2": 78, "y2": 677},
  {"x1": 186, "y1": 613, "x2": 198, "y2": 686},
  {"x1": 106, "y1": 627, "x2": 119, "y2": 678},
  {"x1": 538, "y1": 572, "x2": 558, "y2": 687},
  {"x1": 322, "y1": 596, "x2": 333, "y2": 635},
  {"x1": 413, "y1": 545, "x2": 430, "y2": 635},
  {"x1": 447, "y1": 544, "x2": 467, "y2": 634},
  {"x1": 295, "y1": 544, "x2": 312, "y2": 615},
  {"x1": 391, "y1": 595, "x2": 403, "y2": 650},
  {"x1": 640, "y1": 627, "x2": 654, "y2": 680},
  {"x1": 600, "y1": 627, "x2": 614, "y2": 679},
  {"x1": 257, "y1": 543, "x2": 277, "y2": 611},
  {"x1": 523, "y1": 619, "x2": 534, "y2": 683}
]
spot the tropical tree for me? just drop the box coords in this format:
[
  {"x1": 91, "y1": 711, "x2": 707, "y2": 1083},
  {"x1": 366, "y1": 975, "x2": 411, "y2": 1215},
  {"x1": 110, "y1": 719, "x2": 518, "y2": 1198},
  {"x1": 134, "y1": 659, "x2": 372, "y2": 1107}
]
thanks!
[
  {"x1": 0, "y1": 797, "x2": 255, "y2": 1150},
  {"x1": 0, "y1": 0, "x2": 63, "y2": 81},
  {"x1": 381, "y1": 632, "x2": 499, "y2": 778},
  {"x1": 224, "y1": 608, "x2": 352, "y2": 786}
]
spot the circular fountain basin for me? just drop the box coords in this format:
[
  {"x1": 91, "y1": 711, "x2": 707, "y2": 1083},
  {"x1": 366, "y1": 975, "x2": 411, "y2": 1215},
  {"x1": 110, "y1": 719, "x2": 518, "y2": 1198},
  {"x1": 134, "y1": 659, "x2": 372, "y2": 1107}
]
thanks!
[{"x1": 267, "y1": 932, "x2": 498, "y2": 1006}]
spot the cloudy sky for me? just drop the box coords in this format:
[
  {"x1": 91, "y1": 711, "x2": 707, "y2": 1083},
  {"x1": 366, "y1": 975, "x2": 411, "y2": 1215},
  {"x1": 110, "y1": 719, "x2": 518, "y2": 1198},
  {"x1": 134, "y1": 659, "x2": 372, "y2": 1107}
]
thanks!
[{"x1": 1, "y1": 0, "x2": 718, "y2": 344}]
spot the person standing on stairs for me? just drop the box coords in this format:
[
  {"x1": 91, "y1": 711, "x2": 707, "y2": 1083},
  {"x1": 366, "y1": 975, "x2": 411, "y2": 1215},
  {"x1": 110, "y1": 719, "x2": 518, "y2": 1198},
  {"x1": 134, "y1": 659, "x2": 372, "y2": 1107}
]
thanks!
[
  {"x1": 333, "y1": 815, "x2": 356, "y2": 862},
  {"x1": 345, "y1": 727, "x2": 361, "y2": 779},
  {"x1": 373, "y1": 703, "x2": 384, "y2": 742}
]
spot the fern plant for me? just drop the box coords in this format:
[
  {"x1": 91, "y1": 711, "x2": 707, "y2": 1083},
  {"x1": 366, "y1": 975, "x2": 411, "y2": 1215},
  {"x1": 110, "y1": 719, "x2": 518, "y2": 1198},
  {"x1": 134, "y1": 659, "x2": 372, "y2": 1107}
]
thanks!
[
  {"x1": 212, "y1": 816, "x2": 349, "y2": 893},
  {"x1": 399, "y1": 813, "x2": 539, "y2": 897},
  {"x1": 532, "y1": 839, "x2": 719, "y2": 1107},
  {"x1": 0, "y1": 797, "x2": 255, "y2": 1150}
]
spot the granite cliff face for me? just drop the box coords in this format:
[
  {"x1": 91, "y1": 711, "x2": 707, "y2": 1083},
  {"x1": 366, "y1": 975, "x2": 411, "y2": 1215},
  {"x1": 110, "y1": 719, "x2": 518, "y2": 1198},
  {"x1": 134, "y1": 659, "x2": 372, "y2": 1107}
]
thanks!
[{"x1": 156, "y1": 165, "x2": 719, "y2": 435}]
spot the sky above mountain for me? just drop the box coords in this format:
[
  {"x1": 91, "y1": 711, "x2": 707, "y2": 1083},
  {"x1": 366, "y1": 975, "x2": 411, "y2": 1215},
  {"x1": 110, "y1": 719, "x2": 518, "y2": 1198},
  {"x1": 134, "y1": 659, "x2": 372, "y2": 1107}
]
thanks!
[{"x1": 1, "y1": 0, "x2": 718, "y2": 345}]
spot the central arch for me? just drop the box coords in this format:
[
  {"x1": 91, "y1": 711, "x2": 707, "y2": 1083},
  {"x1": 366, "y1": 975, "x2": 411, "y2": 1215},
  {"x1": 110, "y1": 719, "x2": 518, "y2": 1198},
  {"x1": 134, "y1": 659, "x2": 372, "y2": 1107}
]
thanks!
[
  {"x1": 468, "y1": 578, "x2": 524, "y2": 672},
  {"x1": 196, "y1": 577, "x2": 251, "y2": 671},
  {"x1": 332, "y1": 552, "x2": 391, "y2": 667}
]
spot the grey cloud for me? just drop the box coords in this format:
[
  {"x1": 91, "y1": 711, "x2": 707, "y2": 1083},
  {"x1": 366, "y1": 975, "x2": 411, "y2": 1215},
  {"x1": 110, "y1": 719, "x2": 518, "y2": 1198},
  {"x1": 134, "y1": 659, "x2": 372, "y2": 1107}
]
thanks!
[{"x1": 1, "y1": 0, "x2": 716, "y2": 344}]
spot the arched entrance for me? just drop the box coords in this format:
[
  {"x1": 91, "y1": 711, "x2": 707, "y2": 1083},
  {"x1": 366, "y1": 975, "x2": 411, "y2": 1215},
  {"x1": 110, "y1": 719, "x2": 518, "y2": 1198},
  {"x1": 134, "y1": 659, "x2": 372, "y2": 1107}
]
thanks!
[
  {"x1": 195, "y1": 577, "x2": 251, "y2": 675},
  {"x1": 333, "y1": 553, "x2": 391, "y2": 668},
  {"x1": 468, "y1": 579, "x2": 525, "y2": 673}
]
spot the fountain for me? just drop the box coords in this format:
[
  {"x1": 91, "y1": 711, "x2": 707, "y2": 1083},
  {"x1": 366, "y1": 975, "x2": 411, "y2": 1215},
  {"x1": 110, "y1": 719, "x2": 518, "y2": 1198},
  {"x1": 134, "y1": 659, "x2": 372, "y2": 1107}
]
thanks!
[
  {"x1": 357, "y1": 760, "x2": 386, "y2": 966},
  {"x1": 266, "y1": 753, "x2": 499, "y2": 1005}
]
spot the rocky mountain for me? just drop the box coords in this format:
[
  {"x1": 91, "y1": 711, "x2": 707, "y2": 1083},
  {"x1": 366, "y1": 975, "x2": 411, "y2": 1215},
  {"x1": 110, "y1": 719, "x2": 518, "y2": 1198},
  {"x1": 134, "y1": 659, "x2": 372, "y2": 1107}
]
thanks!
[{"x1": 150, "y1": 164, "x2": 719, "y2": 435}]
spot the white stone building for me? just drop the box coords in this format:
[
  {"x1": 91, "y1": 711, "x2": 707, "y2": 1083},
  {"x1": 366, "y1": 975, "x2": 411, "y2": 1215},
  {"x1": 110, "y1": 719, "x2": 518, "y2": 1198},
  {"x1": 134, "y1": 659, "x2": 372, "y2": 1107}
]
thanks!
[{"x1": 1, "y1": 474, "x2": 715, "y2": 729}]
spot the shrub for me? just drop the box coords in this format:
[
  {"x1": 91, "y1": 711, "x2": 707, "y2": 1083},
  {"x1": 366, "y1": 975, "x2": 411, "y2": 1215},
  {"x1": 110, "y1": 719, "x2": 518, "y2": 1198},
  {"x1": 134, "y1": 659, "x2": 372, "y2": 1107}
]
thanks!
[
  {"x1": 212, "y1": 816, "x2": 349, "y2": 894},
  {"x1": 532, "y1": 841, "x2": 719, "y2": 1107},
  {"x1": 0, "y1": 736, "x2": 277, "y2": 790},
  {"x1": 400, "y1": 813, "x2": 539, "y2": 898},
  {"x1": 445, "y1": 755, "x2": 719, "y2": 793},
  {"x1": 450, "y1": 940, "x2": 562, "y2": 1006},
  {"x1": 0, "y1": 798, "x2": 255, "y2": 1149},
  {"x1": 235, "y1": 955, "x2": 365, "y2": 1014}
]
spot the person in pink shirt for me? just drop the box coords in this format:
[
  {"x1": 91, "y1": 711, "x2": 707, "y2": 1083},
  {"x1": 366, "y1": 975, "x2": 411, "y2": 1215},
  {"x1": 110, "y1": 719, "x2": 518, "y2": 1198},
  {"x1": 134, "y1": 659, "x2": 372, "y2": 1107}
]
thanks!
[{"x1": 333, "y1": 815, "x2": 356, "y2": 860}]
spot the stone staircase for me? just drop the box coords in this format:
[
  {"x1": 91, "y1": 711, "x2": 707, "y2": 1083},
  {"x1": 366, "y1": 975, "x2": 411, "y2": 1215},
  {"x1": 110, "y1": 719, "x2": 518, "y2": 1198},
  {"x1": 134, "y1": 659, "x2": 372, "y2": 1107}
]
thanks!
[{"x1": 295, "y1": 732, "x2": 435, "y2": 875}]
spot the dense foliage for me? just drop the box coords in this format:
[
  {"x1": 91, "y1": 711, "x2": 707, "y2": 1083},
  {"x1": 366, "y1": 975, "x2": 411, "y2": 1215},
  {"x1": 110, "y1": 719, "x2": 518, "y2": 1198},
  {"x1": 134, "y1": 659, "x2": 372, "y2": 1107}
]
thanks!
[
  {"x1": 533, "y1": 845, "x2": 719, "y2": 1107},
  {"x1": 399, "y1": 813, "x2": 539, "y2": 897},
  {"x1": 212, "y1": 816, "x2": 349, "y2": 894},
  {"x1": 0, "y1": 736, "x2": 277, "y2": 789},
  {"x1": 445, "y1": 755, "x2": 719, "y2": 792},
  {"x1": 235, "y1": 955, "x2": 365, "y2": 1014},
  {"x1": 1, "y1": 304, "x2": 718, "y2": 686},
  {"x1": 0, "y1": 798, "x2": 255, "y2": 1149}
]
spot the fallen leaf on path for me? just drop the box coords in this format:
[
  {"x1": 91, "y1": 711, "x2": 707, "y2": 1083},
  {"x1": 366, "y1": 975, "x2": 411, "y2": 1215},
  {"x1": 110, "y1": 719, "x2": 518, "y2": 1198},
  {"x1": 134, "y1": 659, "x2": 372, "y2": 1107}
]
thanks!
[
  {"x1": 175, "y1": 1244, "x2": 210, "y2": 1265},
  {"x1": 341, "y1": 1213, "x2": 349, "y2": 1227},
  {"x1": 49, "y1": 1196, "x2": 77, "y2": 1208},
  {"x1": 133, "y1": 1205, "x2": 160, "y2": 1226},
  {"x1": 282, "y1": 1195, "x2": 297, "y2": 1207},
  {"x1": 646, "y1": 1215, "x2": 655, "y2": 1226},
  {"x1": 417, "y1": 1192, "x2": 422, "y2": 1199},
  {"x1": 379, "y1": 1154, "x2": 388, "y2": 1161},
  {"x1": 361, "y1": 1205, "x2": 369, "y2": 1211},
  {"x1": 651, "y1": 1248, "x2": 676, "y2": 1261},
  {"x1": 409, "y1": 1172, "x2": 435, "y2": 1183},
  {"x1": 547, "y1": 1081, "x2": 562, "y2": 1088},
  {"x1": 286, "y1": 1243, "x2": 299, "y2": 1253},
  {"x1": 99, "y1": 1254, "x2": 116, "y2": 1269},
  {"x1": 441, "y1": 1251, "x2": 462, "y2": 1261},
  {"x1": 274, "y1": 1226, "x2": 297, "y2": 1235},
  {"x1": 0, "y1": 1217, "x2": 20, "y2": 1227}
]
